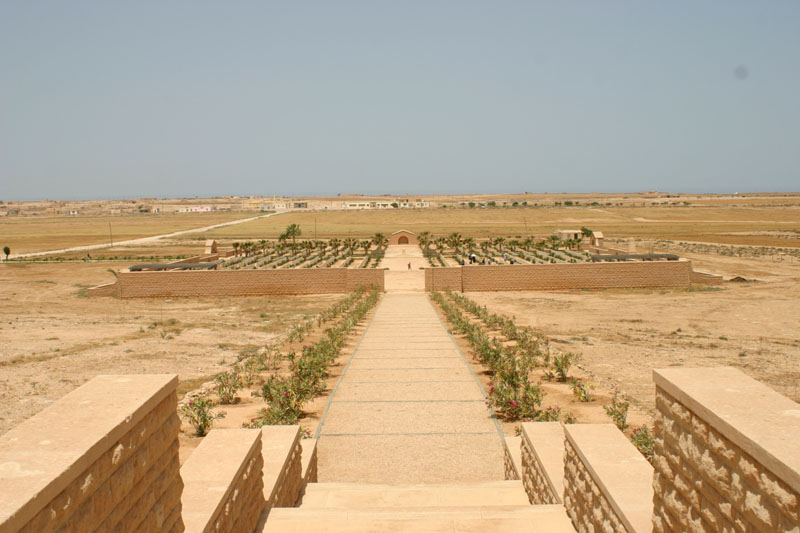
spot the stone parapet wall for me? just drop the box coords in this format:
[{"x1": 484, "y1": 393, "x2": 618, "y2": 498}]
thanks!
[
  {"x1": 563, "y1": 424, "x2": 654, "y2": 532},
  {"x1": 180, "y1": 429, "x2": 265, "y2": 533},
  {"x1": 689, "y1": 270, "x2": 724, "y2": 285},
  {"x1": 520, "y1": 422, "x2": 564, "y2": 505},
  {"x1": 652, "y1": 367, "x2": 800, "y2": 532},
  {"x1": 0, "y1": 375, "x2": 183, "y2": 533},
  {"x1": 503, "y1": 436, "x2": 521, "y2": 481},
  {"x1": 93, "y1": 268, "x2": 383, "y2": 298},
  {"x1": 425, "y1": 260, "x2": 691, "y2": 292},
  {"x1": 86, "y1": 282, "x2": 119, "y2": 297},
  {"x1": 261, "y1": 426, "x2": 303, "y2": 514}
]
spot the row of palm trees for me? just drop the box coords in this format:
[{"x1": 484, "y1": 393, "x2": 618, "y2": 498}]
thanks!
[
  {"x1": 417, "y1": 231, "x2": 583, "y2": 254},
  {"x1": 230, "y1": 232, "x2": 390, "y2": 258}
]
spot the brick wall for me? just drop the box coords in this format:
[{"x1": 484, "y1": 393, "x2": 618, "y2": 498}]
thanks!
[
  {"x1": 0, "y1": 375, "x2": 183, "y2": 532},
  {"x1": 425, "y1": 267, "x2": 463, "y2": 291},
  {"x1": 96, "y1": 268, "x2": 383, "y2": 298},
  {"x1": 563, "y1": 424, "x2": 654, "y2": 533},
  {"x1": 652, "y1": 367, "x2": 800, "y2": 532},
  {"x1": 181, "y1": 429, "x2": 265, "y2": 533},
  {"x1": 425, "y1": 260, "x2": 691, "y2": 292}
]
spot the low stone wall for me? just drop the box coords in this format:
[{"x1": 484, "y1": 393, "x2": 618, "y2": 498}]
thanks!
[
  {"x1": 261, "y1": 426, "x2": 303, "y2": 514},
  {"x1": 503, "y1": 436, "x2": 522, "y2": 481},
  {"x1": 91, "y1": 268, "x2": 384, "y2": 298},
  {"x1": 690, "y1": 269, "x2": 724, "y2": 285},
  {"x1": 521, "y1": 422, "x2": 564, "y2": 505},
  {"x1": 425, "y1": 260, "x2": 692, "y2": 292},
  {"x1": 0, "y1": 375, "x2": 183, "y2": 532},
  {"x1": 300, "y1": 439, "x2": 318, "y2": 486},
  {"x1": 181, "y1": 429, "x2": 265, "y2": 533},
  {"x1": 652, "y1": 367, "x2": 800, "y2": 532},
  {"x1": 86, "y1": 281, "x2": 119, "y2": 297},
  {"x1": 564, "y1": 424, "x2": 654, "y2": 532}
]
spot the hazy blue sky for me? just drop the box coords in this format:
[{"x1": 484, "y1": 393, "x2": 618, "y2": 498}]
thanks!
[{"x1": 1, "y1": 1, "x2": 798, "y2": 201}]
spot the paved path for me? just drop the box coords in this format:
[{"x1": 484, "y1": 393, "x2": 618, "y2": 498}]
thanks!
[
  {"x1": 382, "y1": 245, "x2": 426, "y2": 291},
  {"x1": 316, "y1": 292, "x2": 505, "y2": 484},
  {"x1": 8, "y1": 211, "x2": 285, "y2": 260}
]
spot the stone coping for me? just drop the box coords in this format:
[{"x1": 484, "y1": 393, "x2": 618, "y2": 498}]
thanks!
[
  {"x1": 564, "y1": 424, "x2": 653, "y2": 533},
  {"x1": 180, "y1": 428, "x2": 263, "y2": 532},
  {"x1": 521, "y1": 422, "x2": 564, "y2": 502},
  {"x1": 261, "y1": 425, "x2": 301, "y2": 502},
  {"x1": 0, "y1": 374, "x2": 177, "y2": 532},
  {"x1": 654, "y1": 366, "x2": 800, "y2": 494}
]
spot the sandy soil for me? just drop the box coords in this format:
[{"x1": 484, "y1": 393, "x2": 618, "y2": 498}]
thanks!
[{"x1": 0, "y1": 261, "x2": 339, "y2": 436}]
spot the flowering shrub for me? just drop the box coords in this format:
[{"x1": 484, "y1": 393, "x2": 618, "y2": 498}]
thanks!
[
  {"x1": 546, "y1": 353, "x2": 580, "y2": 382},
  {"x1": 250, "y1": 286, "x2": 381, "y2": 427},
  {"x1": 181, "y1": 397, "x2": 225, "y2": 436},
  {"x1": 604, "y1": 391, "x2": 630, "y2": 430},
  {"x1": 537, "y1": 405, "x2": 562, "y2": 422},
  {"x1": 631, "y1": 425, "x2": 654, "y2": 464},
  {"x1": 214, "y1": 371, "x2": 243, "y2": 404},
  {"x1": 568, "y1": 378, "x2": 592, "y2": 402}
]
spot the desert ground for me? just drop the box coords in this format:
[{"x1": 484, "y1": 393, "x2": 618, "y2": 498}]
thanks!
[{"x1": 1, "y1": 196, "x2": 798, "y2": 443}]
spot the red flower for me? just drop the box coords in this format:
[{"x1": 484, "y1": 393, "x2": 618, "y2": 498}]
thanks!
[{"x1": 511, "y1": 400, "x2": 518, "y2": 407}]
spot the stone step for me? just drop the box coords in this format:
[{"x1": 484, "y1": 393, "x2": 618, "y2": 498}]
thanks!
[
  {"x1": 300, "y1": 480, "x2": 529, "y2": 508},
  {"x1": 262, "y1": 504, "x2": 575, "y2": 532}
]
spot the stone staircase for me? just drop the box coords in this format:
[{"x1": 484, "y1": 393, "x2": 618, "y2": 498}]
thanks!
[{"x1": 261, "y1": 480, "x2": 575, "y2": 532}]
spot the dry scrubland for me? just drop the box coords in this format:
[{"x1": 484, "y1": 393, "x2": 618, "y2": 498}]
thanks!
[
  {"x1": 0, "y1": 261, "x2": 338, "y2": 435},
  {"x1": 0, "y1": 212, "x2": 254, "y2": 254},
  {"x1": 1, "y1": 196, "x2": 799, "y2": 440},
  {"x1": 189, "y1": 205, "x2": 800, "y2": 249}
]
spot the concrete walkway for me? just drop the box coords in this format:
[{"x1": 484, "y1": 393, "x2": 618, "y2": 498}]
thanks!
[
  {"x1": 316, "y1": 292, "x2": 505, "y2": 484},
  {"x1": 383, "y1": 244, "x2": 426, "y2": 291}
]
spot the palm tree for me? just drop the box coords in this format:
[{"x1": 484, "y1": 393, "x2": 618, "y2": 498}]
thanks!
[
  {"x1": 232, "y1": 242, "x2": 241, "y2": 256},
  {"x1": 344, "y1": 238, "x2": 358, "y2": 255},
  {"x1": 418, "y1": 231, "x2": 431, "y2": 250},
  {"x1": 372, "y1": 233, "x2": 388, "y2": 249},
  {"x1": 547, "y1": 235, "x2": 561, "y2": 249},
  {"x1": 493, "y1": 237, "x2": 506, "y2": 251},
  {"x1": 329, "y1": 238, "x2": 341, "y2": 251},
  {"x1": 463, "y1": 237, "x2": 477, "y2": 253},
  {"x1": 258, "y1": 240, "x2": 267, "y2": 254},
  {"x1": 446, "y1": 232, "x2": 463, "y2": 250},
  {"x1": 282, "y1": 224, "x2": 301, "y2": 251},
  {"x1": 434, "y1": 238, "x2": 447, "y2": 255},
  {"x1": 360, "y1": 240, "x2": 372, "y2": 255}
]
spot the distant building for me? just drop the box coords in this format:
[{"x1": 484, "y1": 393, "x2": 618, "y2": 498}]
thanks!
[
  {"x1": 179, "y1": 205, "x2": 216, "y2": 213},
  {"x1": 554, "y1": 230, "x2": 581, "y2": 241}
]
